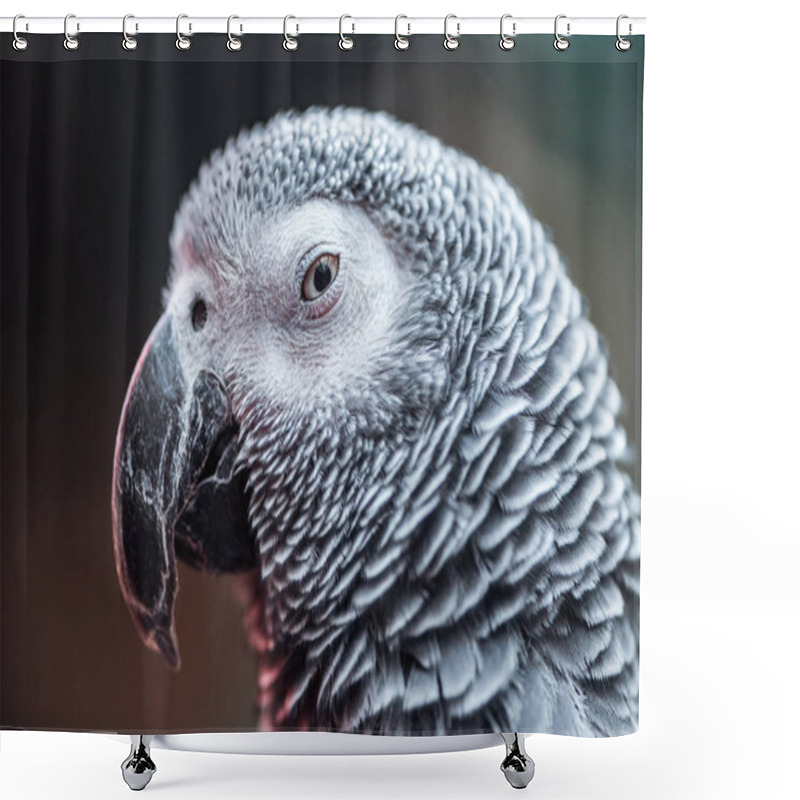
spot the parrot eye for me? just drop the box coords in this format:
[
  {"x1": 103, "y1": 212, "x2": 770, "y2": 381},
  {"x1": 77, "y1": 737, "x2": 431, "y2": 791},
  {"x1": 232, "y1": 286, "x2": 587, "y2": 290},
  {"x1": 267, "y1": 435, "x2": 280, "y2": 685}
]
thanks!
[
  {"x1": 191, "y1": 299, "x2": 208, "y2": 331},
  {"x1": 301, "y1": 253, "x2": 340, "y2": 302}
]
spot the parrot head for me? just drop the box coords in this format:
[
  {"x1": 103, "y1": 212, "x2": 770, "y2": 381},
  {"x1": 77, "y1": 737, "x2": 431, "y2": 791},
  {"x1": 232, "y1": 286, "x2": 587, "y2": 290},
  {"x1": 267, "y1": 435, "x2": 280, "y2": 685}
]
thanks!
[
  {"x1": 111, "y1": 105, "x2": 623, "y2": 731},
  {"x1": 112, "y1": 107, "x2": 502, "y2": 670}
]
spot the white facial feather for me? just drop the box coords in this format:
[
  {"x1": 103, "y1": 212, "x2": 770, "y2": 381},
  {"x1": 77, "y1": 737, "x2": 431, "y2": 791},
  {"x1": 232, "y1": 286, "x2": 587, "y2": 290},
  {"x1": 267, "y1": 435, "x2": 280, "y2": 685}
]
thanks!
[{"x1": 167, "y1": 198, "x2": 413, "y2": 412}]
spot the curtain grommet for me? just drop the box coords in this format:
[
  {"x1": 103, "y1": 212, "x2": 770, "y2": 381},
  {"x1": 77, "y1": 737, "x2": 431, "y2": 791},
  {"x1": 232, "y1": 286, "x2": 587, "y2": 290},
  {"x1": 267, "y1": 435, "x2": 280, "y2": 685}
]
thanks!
[
  {"x1": 500, "y1": 14, "x2": 516, "y2": 51},
  {"x1": 339, "y1": 15, "x2": 354, "y2": 51},
  {"x1": 394, "y1": 15, "x2": 410, "y2": 50},
  {"x1": 616, "y1": 15, "x2": 632, "y2": 51},
  {"x1": 553, "y1": 14, "x2": 570, "y2": 51},
  {"x1": 12, "y1": 14, "x2": 28, "y2": 51},
  {"x1": 283, "y1": 15, "x2": 298, "y2": 51},
  {"x1": 227, "y1": 15, "x2": 242, "y2": 51},
  {"x1": 63, "y1": 13, "x2": 79, "y2": 51},
  {"x1": 176, "y1": 14, "x2": 191, "y2": 51},
  {"x1": 444, "y1": 14, "x2": 460, "y2": 51},
  {"x1": 122, "y1": 14, "x2": 138, "y2": 51}
]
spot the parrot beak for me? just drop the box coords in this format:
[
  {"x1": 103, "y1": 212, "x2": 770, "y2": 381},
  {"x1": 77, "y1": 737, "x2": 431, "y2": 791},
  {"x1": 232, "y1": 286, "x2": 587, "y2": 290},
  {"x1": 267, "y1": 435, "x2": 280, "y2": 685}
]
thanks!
[{"x1": 112, "y1": 312, "x2": 256, "y2": 671}]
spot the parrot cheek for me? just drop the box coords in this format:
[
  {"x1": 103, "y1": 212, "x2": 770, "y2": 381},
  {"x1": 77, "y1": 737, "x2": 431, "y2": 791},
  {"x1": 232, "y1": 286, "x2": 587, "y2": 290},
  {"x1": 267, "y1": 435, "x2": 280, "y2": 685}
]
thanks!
[{"x1": 112, "y1": 312, "x2": 255, "y2": 671}]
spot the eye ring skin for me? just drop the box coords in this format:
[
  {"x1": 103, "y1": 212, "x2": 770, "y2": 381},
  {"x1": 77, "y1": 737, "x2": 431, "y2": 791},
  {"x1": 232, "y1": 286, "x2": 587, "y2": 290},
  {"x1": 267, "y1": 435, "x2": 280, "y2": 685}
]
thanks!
[{"x1": 296, "y1": 248, "x2": 344, "y2": 319}]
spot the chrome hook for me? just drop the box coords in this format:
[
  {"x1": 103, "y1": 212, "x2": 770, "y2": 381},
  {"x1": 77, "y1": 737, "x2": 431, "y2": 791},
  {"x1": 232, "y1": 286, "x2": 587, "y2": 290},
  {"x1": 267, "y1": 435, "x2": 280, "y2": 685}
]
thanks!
[
  {"x1": 283, "y1": 15, "x2": 298, "y2": 51},
  {"x1": 616, "y1": 15, "x2": 632, "y2": 51},
  {"x1": 122, "y1": 14, "x2": 138, "y2": 51},
  {"x1": 227, "y1": 15, "x2": 242, "y2": 51},
  {"x1": 500, "y1": 14, "x2": 515, "y2": 51},
  {"x1": 444, "y1": 14, "x2": 460, "y2": 51},
  {"x1": 394, "y1": 14, "x2": 410, "y2": 50},
  {"x1": 554, "y1": 14, "x2": 570, "y2": 51},
  {"x1": 176, "y1": 14, "x2": 191, "y2": 50},
  {"x1": 339, "y1": 14, "x2": 354, "y2": 50},
  {"x1": 64, "y1": 13, "x2": 79, "y2": 51},
  {"x1": 12, "y1": 14, "x2": 28, "y2": 51}
]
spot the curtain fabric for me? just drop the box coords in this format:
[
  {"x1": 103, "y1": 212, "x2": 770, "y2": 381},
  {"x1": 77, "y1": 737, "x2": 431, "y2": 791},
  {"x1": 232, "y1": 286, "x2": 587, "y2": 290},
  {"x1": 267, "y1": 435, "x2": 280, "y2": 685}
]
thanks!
[{"x1": 0, "y1": 32, "x2": 643, "y2": 736}]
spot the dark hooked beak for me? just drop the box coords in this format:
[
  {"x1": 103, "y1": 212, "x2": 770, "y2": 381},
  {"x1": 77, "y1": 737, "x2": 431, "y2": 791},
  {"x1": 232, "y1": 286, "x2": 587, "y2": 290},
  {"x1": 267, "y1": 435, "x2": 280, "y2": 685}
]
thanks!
[{"x1": 112, "y1": 313, "x2": 256, "y2": 670}]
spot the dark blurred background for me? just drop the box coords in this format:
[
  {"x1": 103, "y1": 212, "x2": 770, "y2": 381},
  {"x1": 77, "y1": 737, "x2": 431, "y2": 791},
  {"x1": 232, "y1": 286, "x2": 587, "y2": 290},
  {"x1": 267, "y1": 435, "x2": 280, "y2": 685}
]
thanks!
[{"x1": 1, "y1": 34, "x2": 642, "y2": 732}]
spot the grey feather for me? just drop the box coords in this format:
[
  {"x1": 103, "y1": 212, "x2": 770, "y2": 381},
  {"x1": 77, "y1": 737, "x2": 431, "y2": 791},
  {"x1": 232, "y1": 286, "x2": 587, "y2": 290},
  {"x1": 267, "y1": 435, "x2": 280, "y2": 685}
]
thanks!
[{"x1": 169, "y1": 107, "x2": 640, "y2": 736}]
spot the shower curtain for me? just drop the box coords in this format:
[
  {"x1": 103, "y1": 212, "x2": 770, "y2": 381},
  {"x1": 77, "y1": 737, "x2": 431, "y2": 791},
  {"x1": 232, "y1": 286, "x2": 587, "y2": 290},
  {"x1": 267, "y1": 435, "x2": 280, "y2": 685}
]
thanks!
[{"x1": 0, "y1": 27, "x2": 643, "y2": 738}]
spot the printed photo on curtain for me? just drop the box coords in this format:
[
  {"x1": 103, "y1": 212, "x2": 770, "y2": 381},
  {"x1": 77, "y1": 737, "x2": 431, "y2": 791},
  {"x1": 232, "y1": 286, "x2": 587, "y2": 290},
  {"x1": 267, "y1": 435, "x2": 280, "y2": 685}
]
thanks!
[{"x1": 1, "y1": 23, "x2": 643, "y2": 776}]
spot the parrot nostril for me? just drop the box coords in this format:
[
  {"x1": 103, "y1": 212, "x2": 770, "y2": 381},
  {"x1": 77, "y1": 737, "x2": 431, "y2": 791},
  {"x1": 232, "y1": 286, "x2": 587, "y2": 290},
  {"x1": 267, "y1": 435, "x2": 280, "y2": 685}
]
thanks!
[{"x1": 191, "y1": 299, "x2": 208, "y2": 331}]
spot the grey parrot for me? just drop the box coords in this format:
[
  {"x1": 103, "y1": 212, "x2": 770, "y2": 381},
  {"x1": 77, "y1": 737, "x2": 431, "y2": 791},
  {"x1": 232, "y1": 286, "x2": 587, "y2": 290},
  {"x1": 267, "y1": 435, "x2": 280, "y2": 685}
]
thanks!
[{"x1": 112, "y1": 106, "x2": 640, "y2": 738}]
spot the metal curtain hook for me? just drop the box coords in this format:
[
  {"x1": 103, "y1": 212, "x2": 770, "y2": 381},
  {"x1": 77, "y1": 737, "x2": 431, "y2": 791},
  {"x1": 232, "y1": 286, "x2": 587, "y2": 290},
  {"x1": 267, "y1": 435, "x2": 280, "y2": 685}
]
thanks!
[
  {"x1": 122, "y1": 14, "x2": 138, "y2": 51},
  {"x1": 500, "y1": 14, "x2": 515, "y2": 50},
  {"x1": 12, "y1": 14, "x2": 28, "y2": 51},
  {"x1": 554, "y1": 14, "x2": 570, "y2": 51},
  {"x1": 339, "y1": 14, "x2": 354, "y2": 50},
  {"x1": 227, "y1": 15, "x2": 242, "y2": 51},
  {"x1": 283, "y1": 15, "x2": 298, "y2": 51},
  {"x1": 394, "y1": 14, "x2": 410, "y2": 50},
  {"x1": 176, "y1": 14, "x2": 191, "y2": 50},
  {"x1": 64, "y1": 13, "x2": 79, "y2": 51},
  {"x1": 444, "y1": 14, "x2": 459, "y2": 51},
  {"x1": 616, "y1": 14, "x2": 632, "y2": 51}
]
